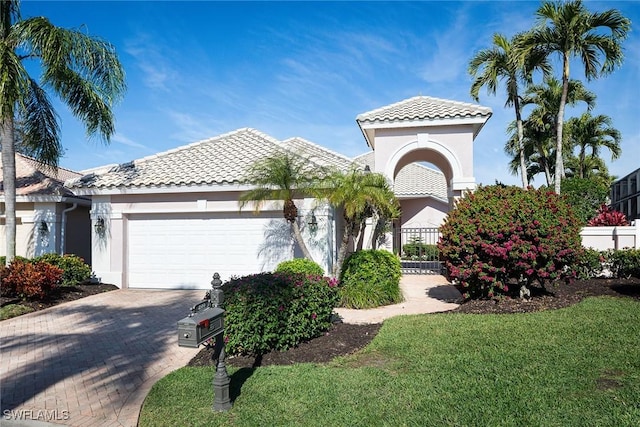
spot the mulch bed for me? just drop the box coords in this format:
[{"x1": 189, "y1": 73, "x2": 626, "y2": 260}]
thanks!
[
  {"x1": 0, "y1": 283, "x2": 119, "y2": 312},
  {"x1": 189, "y1": 276, "x2": 640, "y2": 368}
]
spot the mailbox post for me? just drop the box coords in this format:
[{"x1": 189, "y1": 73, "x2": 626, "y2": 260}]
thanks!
[
  {"x1": 210, "y1": 273, "x2": 232, "y2": 412},
  {"x1": 177, "y1": 272, "x2": 231, "y2": 412}
]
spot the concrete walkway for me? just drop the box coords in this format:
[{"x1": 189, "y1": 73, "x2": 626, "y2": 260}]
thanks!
[
  {"x1": 0, "y1": 289, "x2": 204, "y2": 427},
  {"x1": 0, "y1": 275, "x2": 460, "y2": 427},
  {"x1": 335, "y1": 274, "x2": 462, "y2": 324}
]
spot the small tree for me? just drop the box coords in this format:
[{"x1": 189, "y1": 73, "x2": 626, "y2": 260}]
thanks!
[{"x1": 561, "y1": 177, "x2": 610, "y2": 225}]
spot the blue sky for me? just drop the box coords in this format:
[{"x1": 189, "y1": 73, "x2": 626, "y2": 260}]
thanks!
[{"x1": 20, "y1": 1, "x2": 640, "y2": 186}]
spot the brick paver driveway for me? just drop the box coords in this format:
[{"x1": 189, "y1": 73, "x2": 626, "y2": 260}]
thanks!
[{"x1": 1, "y1": 289, "x2": 204, "y2": 426}]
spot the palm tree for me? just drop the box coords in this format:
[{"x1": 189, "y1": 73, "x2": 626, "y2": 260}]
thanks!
[
  {"x1": 1, "y1": 0, "x2": 126, "y2": 264},
  {"x1": 469, "y1": 33, "x2": 550, "y2": 188},
  {"x1": 519, "y1": 76, "x2": 595, "y2": 182},
  {"x1": 318, "y1": 167, "x2": 400, "y2": 279},
  {"x1": 522, "y1": 0, "x2": 630, "y2": 194},
  {"x1": 239, "y1": 152, "x2": 322, "y2": 262},
  {"x1": 565, "y1": 112, "x2": 621, "y2": 179}
]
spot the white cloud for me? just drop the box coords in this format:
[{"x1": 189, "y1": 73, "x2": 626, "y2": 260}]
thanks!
[{"x1": 125, "y1": 33, "x2": 179, "y2": 92}]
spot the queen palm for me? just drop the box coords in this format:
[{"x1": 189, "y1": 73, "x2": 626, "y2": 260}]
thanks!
[
  {"x1": 239, "y1": 152, "x2": 321, "y2": 262},
  {"x1": 469, "y1": 33, "x2": 550, "y2": 188},
  {"x1": 318, "y1": 167, "x2": 400, "y2": 278},
  {"x1": 523, "y1": 0, "x2": 630, "y2": 194},
  {"x1": 565, "y1": 112, "x2": 621, "y2": 179},
  {"x1": 1, "y1": 0, "x2": 126, "y2": 264}
]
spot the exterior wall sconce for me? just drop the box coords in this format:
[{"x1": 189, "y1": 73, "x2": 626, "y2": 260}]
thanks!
[
  {"x1": 94, "y1": 217, "x2": 106, "y2": 236},
  {"x1": 38, "y1": 221, "x2": 49, "y2": 237},
  {"x1": 363, "y1": 165, "x2": 371, "y2": 174},
  {"x1": 308, "y1": 213, "x2": 318, "y2": 233}
]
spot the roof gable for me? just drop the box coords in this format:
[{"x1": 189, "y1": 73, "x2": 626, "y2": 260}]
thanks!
[{"x1": 0, "y1": 153, "x2": 81, "y2": 197}]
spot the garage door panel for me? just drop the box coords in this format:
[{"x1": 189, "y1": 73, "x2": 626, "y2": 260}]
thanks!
[{"x1": 127, "y1": 213, "x2": 292, "y2": 289}]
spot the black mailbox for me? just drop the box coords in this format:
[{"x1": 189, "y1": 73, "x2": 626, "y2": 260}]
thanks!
[{"x1": 177, "y1": 306, "x2": 225, "y2": 348}]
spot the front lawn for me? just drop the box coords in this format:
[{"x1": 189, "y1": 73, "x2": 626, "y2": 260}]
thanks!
[{"x1": 140, "y1": 296, "x2": 640, "y2": 426}]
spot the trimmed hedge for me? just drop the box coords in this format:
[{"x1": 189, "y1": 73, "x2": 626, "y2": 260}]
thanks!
[
  {"x1": 339, "y1": 249, "x2": 402, "y2": 309},
  {"x1": 221, "y1": 273, "x2": 339, "y2": 356},
  {"x1": 275, "y1": 258, "x2": 324, "y2": 276},
  {"x1": 33, "y1": 253, "x2": 92, "y2": 286}
]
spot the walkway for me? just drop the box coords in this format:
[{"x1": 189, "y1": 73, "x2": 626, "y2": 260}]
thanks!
[
  {"x1": 335, "y1": 274, "x2": 461, "y2": 324},
  {"x1": 0, "y1": 275, "x2": 461, "y2": 427}
]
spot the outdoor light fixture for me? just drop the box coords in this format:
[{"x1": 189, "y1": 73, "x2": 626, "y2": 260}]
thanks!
[
  {"x1": 38, "y1": 221, "x2": 49, "y2": 237},
  {"x1": 94, "y1": 217, "x2": 106, "y2": 236},
  {"x1": 363, "y1": 165, "x2": 371, "y2": 174},
  {"x1": 308, "y1": 213, "x2": 318, "y2": 233}
]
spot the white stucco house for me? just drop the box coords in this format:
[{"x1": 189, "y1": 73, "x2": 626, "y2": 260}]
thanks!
[
  {"x1": 66, "y1": 96, "x2": 491, "y2": 289},
  {"x1": 0, "y1": 153, "x2": 91, "y2": 261}
]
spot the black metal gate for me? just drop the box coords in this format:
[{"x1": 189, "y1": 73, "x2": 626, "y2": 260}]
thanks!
[{"x1": 394, "y1": 227, "x2": 443, "y2": 275}]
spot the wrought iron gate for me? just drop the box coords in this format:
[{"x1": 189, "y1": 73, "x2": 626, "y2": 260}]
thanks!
[{"x1": 394, "y1": 227, "x2": 443, "y2": 275}]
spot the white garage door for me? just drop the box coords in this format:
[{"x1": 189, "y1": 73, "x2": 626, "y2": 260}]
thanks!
[{"x1": 127, "y1": 212, "x2": 292, "y2": 289}]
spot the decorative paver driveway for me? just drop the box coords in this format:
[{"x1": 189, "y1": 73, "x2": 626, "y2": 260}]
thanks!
[{"x1": 1, "y1": 289, "x2": 204, "y2": 427}]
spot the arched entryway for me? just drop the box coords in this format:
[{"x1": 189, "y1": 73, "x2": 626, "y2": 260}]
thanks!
[{"x1": 356, "y1": 96, "x2": 492, "y2": 272}]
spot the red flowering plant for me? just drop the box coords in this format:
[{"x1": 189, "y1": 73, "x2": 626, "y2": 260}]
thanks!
[
  {"x1": 587, "y1": 204, "x2": 629, "y2": 226},
  {"x1": 438, "y1": 185, "x2": 582, "y2": 299},
  {"x1": 221, "y1": 272, "x2": 339, "y2": 356}
]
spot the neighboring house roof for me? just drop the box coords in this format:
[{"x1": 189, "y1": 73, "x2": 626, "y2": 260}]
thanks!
[
  {"x1": 356, "y1": 95, "x2": 492, "y2": 124},
  {"x1": 0, "y1": 153, "x2": 83, "y2": 199},
  {"x1": 353, "y1": 152, "x2": 448, "y2": 201}
]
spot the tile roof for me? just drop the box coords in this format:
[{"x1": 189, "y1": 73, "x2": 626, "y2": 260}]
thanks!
[
  {"x1": 0, "y1": 153, "x2": 81, "y2": 197},
  {"x1": 280, "y1": 137, "x2": 355, "y2": 170},
  {"x1": 357, "y1": 95, "x2": 492, "y2": 124},
  {"x1": 67, "y1": 128, "x2": 286, "y2": 189},
  {"x1": 354, "y1": 152, "x2": 448, "y2": 200}
]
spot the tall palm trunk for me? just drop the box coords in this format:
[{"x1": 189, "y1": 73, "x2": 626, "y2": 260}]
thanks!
[
  {"x1": 1, "y1": 118, "x2": 16, "y2": 265},
  {"x1": 291, "y1": 220, "x2": 313, "y2": 260},
  {"x1": 578, "y1": 144, "x2": 587, "y2": 179},
  {"x1": 554, "y1": 54, "x2": 570, "y2": 194},
  {"x1": 333, "y1": 222, "x2": 354, "y2": 279},
  {"x1": 514, "y1": 97, "x2": 528, "y2": 188}
]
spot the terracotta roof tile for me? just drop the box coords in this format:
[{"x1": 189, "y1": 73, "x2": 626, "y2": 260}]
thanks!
[{"x1": 0, "y1": 153, "x2": 81, "y2": 197}]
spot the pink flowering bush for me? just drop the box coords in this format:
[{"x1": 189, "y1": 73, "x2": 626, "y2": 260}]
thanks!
[
  {"x1": 221, "y1": 272, "x2": 339, "y2": 356},
  {"x1": 587, "y1": 204, "x2": 629, "y2": 226},
  {"x1": 438, "y1": 185, "x2": 582, "y2": 299}
]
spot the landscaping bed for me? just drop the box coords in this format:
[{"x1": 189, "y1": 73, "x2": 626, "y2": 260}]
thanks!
[{"x1": 188, "y1": 276, "x2": 640, "y2": 368}]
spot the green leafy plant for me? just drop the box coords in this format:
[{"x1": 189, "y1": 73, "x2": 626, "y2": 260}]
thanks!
[
  {"x1": 275, "y1": 258, "x2": 324, "y2": 276},
  {"x1": 222, "y1": 273, "x2": 339, "y2": 356},
  {"x1": 33, "y1": 253, "x2": 92, "y2": 286},
  {"x1": 573, "y1": 248, "x2": 613, "y2": 280},
  {"x1": 402, "y1": 237, "x2": 439, "y2": 260},
  {"x1": 1, "y1": 259, "x2": 63, "y2": 300},
  {"x1": 438, "y1": 185, "x2": 582, "y2": 299},
  {"x1": 610, "y1": 249, "x2": 640, "y2": 279},
  {"x1": 561, "y1": 177, "x2": 611, "y2": 225},
  {"x1": 339, "y1": 250, "x2": 402, "y2": 309}
]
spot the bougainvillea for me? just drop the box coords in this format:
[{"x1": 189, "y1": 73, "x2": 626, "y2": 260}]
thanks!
[
  {"x1": 587, "y1": 204, "x2": 629, "y2": 226},
  {"x1": 438, "y1": 185, "x2": 582, "y2": 299}
]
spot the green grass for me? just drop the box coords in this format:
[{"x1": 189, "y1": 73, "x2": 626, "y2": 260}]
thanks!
[
  {"x1": 0, "y1": 304, "x2": 34, "y2": 320},
  {"x1": 140, "y1": 297, "x2": 640, "y2": 426}
]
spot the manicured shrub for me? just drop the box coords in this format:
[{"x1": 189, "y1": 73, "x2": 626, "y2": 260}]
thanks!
[
  {"x1": 339, "y1": 249, "x2": 402, "y2": 309},
  {"x1": 610, "y1": 249, "x2": 640, "y2": 279},
  {"x1": 222, "y1": 272, "x2": 339, "y2": 356},
  {"x1": 402, "y1": 238, "x2": 439, "y2": 260},
  {"x1": 573, "y1": 248, "x2": 614, "y2": 280},
  {"x1": 587, "y1": 204, "x2": 629, "y2": 226},
  {"x1": 33, "y1": 253, "x2": 92, "y2": 286},
  {"x1": 275, "y1": 258, "x2": 324, "y2": 276},
  {"x1": 438, "y1": 185, "x2": 582, "y2": 299},
  {"x1": 1, "y1": 259, "x2": 63, "y2": 300}
]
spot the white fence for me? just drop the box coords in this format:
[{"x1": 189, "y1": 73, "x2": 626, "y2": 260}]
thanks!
[{"x1": 581, "y1": 221, "x2": 639, "y2": 250}]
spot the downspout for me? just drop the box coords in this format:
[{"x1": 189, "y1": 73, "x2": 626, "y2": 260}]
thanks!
[{"x1": 60, "y1": 203, "x2": 78, "y2": 255}]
